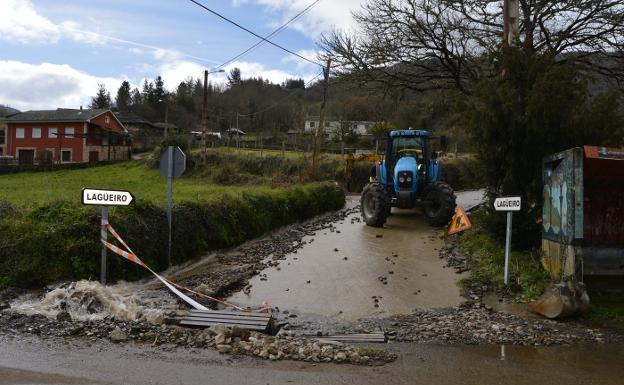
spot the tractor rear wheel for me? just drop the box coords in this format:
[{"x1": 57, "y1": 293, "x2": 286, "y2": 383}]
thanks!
[
  {"x1": 361, "y1": 183, "x2": 391, "y2": 227},
  {"x1": 423, "y1": 182, "x2": 456, "y2": 227}
]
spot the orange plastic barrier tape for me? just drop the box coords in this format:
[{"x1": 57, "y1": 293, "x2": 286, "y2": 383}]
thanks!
[{"x1": 100, "y1": 220, "x2": 265, "y2": 312}]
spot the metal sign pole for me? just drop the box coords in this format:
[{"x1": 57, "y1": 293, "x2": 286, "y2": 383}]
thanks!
[
  {"x1": 167, "y1": 146, "x2": 174, "y2": 268},
  {"x1": 504, "y1": 211, "x2": 513, "y2": 285},
  {"x1": 100, "y1": 206, "x2": 109, "y2": 285}
]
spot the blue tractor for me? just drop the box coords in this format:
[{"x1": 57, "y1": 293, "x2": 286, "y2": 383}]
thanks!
[{"x1": 361, "y1": 129, "x2": 456, "y2": 227}]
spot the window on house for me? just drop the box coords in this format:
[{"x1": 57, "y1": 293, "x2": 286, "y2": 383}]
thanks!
[
  {"x1": 61, "y1": 150, "x2": 71, "y2": 162},
  {"x1": 0, "y1": 128, "x2": 5, "y2": 145},
  {"x1": 16, "y1": 128, "x2": 25, "y2": 139},
  {"x1": 65, "y1": 127, "x2": 75, "y2": 138},
  {"x1": 32, "y1": 128, "x2": 41, "y2": 139},
  {"x1": 48, "y1": 128, "x2": 58, "y2": 138},
  {"x1": 325, "y1": 122, "x2": 330, "y2": 127},
  {"x1": 309, "y1": 121, "x2": 315, "y2": 128}
]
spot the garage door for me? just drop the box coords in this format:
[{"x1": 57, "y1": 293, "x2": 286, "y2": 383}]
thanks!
[{"x1": 18, "y1": 149, "x2": 35, "y2": 165}]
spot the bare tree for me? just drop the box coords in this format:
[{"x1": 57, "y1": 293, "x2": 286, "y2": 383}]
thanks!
[{"x1": 321, "y1": 0, "x2": 624, "y2": 93}]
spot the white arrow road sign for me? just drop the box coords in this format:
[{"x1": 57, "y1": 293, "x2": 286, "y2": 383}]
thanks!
[
  {"x1": 494, "y1": 196, "x2": 521, "y2": 211},
  {"x1": 82, "y1": 188, "x2": 134, "y2": 206}
]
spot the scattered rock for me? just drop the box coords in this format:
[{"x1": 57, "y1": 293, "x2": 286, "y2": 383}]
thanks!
[
  {"x1": 55, "y1": 311, "x2": 72, "y2": 322},
  {"x1": 109, "y1": 327, "x2": 128, "y2": 343}
]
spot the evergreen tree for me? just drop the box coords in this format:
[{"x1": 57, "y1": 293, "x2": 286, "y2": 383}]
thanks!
[
  {"x1": 227, "y1": 68, "x2": 242, "y2": 87},
  {"x1": 154, "y1": 76, "x2": 166, "y2": 103},
  {"x1": 130, "y1": 88, "x2": 141, "y2": 108},
  {"x1": 89, "y1": 83, "x2": 112, "y2": 109},
  {"x1": 142, "y1": 79, "x2": 155, "y2": 104},
  {"x1": 115, "y1": 81, "x2": 132, "y2": 112}
]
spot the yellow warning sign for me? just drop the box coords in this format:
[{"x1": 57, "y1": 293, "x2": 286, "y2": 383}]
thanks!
[{"x1": 448, "y1": 207, "x2": 472, "y2": 235}]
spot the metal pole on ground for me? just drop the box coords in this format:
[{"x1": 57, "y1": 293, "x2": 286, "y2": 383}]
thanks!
[
  {"x1": 494, "y1": 196, "x2": 520, "y2": 285},
  {"x1": 504, "y1": 211, "x2": 513, "y2": 285},
  {"x1": 166, "y1": 146, "x2": 174, "y2": 268},
  {"x1": 100, "y1": 206, "x2": 109, "y2": 285}
]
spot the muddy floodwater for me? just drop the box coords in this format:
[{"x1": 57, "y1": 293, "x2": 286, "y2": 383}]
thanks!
[{"x1": 228, "y1": 193, "x2": 483, "y2": 320}]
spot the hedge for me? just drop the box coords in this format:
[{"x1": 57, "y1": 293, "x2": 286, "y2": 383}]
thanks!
[{"x1": 0, "y1": 183, "x2": 344, "y2": 289}]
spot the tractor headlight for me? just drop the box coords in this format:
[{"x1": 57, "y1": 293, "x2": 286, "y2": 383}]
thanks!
[{"x1": 399, "y1": 176, "x2": 405, "y2": 183}]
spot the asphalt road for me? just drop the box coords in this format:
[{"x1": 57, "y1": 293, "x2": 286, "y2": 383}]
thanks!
[{"x1": 1, "y1": 334, "x2": 623, "y2": 385}]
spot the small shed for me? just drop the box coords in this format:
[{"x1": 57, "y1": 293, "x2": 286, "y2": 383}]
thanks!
[{"x1": 542, "y1": 146, "x2": 624, "y2": 279}]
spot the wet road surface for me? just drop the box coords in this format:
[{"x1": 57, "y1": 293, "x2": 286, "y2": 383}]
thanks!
[
  {"x1": 228, "y1": 191, "x2": 483, "y2": 320},
  {"x1": 2, "y1": 334, "x2": 623, "y2": 385},
  {"x1": 4, "y1": 189, "x2": 624, "y2": 384}
]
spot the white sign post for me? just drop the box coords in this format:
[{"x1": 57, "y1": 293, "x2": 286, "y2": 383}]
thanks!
[
  {"x1": 494, "y1": 196, "x2": 521, "y2": 285},
  {"x1": 159, "y1": 146, "x2": 186, "y2": 268},
  {"x1": 82, "y1": 188, "x2": 135, "y2": 285}
]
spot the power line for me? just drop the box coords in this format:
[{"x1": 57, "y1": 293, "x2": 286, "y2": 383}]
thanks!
[
  {"x1": 214, "y1": 0, "x2": 322, "y2": 70},
  {"x1": 188, "y1": 0, "x2": 321, "y2": 67},
  {"x1": 238, "y1": 72, "x2": 323, "y2": 117}
]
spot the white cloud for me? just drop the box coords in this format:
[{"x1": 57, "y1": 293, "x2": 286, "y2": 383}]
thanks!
[
  {"x1": 0, "y1": 60, "x2": 125, "y2": 111},
  {"x1": 232, "y1": 0, "x2": 365, "y2": 38},
  {"x1": 0, "y1": 0, "x2": 220, "y2": 65},
  {"x1": 0, "y1": 0, "x2": 101, "y2": 44},
  {"x1": 0, "y1": 56, "x2": 316, "y2": 112},
  {"x1": 157, "y1": 59, "x2": 317, "y2": 89},
  {"x1": 282, "y1": 49, "x2": 320, "y2": 70}
]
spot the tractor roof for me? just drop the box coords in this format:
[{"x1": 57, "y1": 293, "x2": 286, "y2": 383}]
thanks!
[{"x1": 388, "y1": 129, "x2": 428, "y2": 137}]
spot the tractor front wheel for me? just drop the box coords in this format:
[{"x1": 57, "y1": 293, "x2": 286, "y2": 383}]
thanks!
[
  {"x1": 361, "y1": 183, "x2": 391, "y2": 227},
  {"x1": 423, "y1": 182, "x2": 456, "y2": 227}
]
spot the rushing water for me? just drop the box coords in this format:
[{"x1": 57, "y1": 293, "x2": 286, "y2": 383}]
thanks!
[{"x1": 10, "y1": 280, "x2": 178, "y2": 323}]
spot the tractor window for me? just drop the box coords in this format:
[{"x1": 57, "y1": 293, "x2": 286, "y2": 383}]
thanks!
[
  {"x1": 390, "y1": 137, "x2": 424, "y2": 161},
  {"x1": 385, "y1": 136, "x2": 426, "y2": 180}
]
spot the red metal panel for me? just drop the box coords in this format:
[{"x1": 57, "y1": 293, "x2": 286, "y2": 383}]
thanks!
[
  {"x1": 584, "y1": 145, "x2": 624, "y2": 160},
  {"x1": 583, "y1": 157, "x2": 624, "y2": 247}
]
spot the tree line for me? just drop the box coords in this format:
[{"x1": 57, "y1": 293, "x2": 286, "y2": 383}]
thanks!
[{"x1": 88, "y1": 66, "x2": 455, "y2": 144}]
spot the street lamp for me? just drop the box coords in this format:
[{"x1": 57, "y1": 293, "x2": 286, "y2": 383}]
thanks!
[
  {"x1": 201, "y1": 69, "x2": 225, "y2": 152},
  {"x1": 158, "y1": 98, "x2": 169, "y2": 137}
]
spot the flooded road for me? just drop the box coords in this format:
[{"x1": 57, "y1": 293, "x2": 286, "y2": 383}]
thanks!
[
  {"x1": 2, "y1": 334, "x2": 623, "y2": 385},
  {"x1": 3, "y1": 188, "x2": 624, "y2": 384},
  {"x1": 229, "y1": 192, "x2": 482, "y2": 320}
]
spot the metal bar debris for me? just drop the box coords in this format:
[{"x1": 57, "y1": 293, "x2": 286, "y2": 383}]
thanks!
[
  {"x1": 177, "y1": 309, "x2": 274, "y2": 333},
  {"x1": 305, "y1": 333, "x2": 387, "y2": 343}
]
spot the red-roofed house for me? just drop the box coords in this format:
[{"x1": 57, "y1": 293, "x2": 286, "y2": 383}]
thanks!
[{"x1": 4, "y1": 108, "x2": 130, "y2": 164}]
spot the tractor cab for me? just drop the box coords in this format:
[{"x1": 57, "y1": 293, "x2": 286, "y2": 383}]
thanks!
[
  {"x1": 362, "y1": 129, "x2": 456, "y2": 228},
  {"x1": 379, "y1": 130, "x2": 439, "y2": 196}
]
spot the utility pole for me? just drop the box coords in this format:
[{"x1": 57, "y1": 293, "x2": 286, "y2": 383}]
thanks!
[
  {"x1": 312, "y1": 58, "x2": 331, "y2": 177},
  {"x1": 201, "y1": 70, "x2": 208, "y2": 154},
  {"x1": 164, "y1": 103, "x2": 169, "y2": 136},
  {"x1": 503, "y1": 0, "x2": 519, "y2": 46}
]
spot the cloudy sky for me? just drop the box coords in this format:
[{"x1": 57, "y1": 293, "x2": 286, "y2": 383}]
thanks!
[{"x1": 0, "y1": 0, "x2": 364, "y2": 111}]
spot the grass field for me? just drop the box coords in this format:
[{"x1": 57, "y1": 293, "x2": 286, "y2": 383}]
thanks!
[
  {"x1": 195, "y1": 146, "x2": 344, "y2": 161},
  {"x1": 0, "y1": 161, "x2": 279, "y2": 208}
]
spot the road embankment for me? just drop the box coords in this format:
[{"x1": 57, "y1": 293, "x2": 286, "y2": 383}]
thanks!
[{"x1": 0, "y1": 182, "x2": 344, "y2": 289}]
